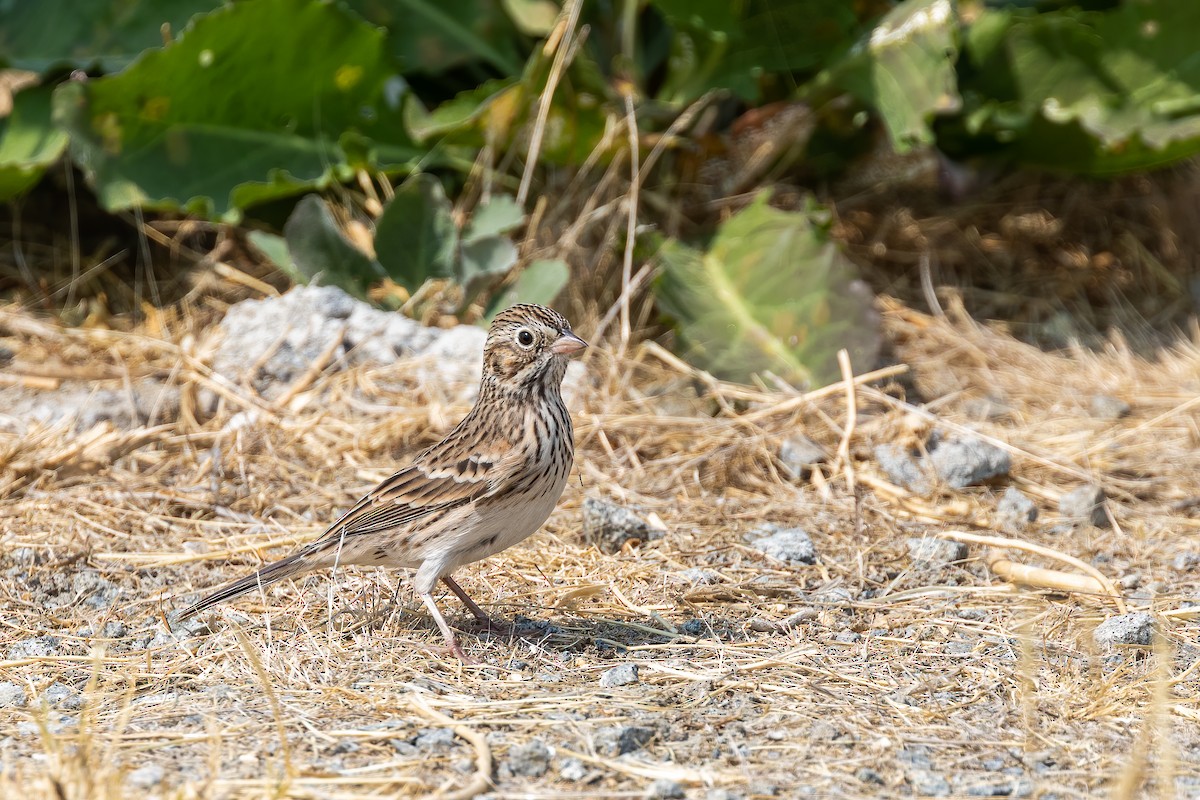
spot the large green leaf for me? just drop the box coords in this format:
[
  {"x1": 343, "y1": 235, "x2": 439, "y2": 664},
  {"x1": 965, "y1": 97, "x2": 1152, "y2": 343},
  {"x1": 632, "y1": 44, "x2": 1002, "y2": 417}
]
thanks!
[
  {"x1": 654, "y1": 194, "x2": 878, "y2": 387},
  {"x1": 341, "y1": 0, "x2": 523, "y2": 75},
  {"x1": 484, "y1": 258, "x2": 570, "y2": 323},
  {"x1": 957, "y1": 1, "x2": 1200, "y2": 173},
  {"x1": 52, "y1": 0, "x2": 423, "y2": 222},
  {"x1": 283, "y1": 195, "x2": 384, "y2": 297},
  {"x1": 0, "y1": 0, "x2": 221, "y2": 74},
  {"x1": 824, "y1": 0, "x2": 961, "y2": 151},
  {"x1": 0, "y1": 83, "x2": 69, "y2": 201},
  {"x1": 373, "y1": 173, "x2": 459, "y2": 291}
]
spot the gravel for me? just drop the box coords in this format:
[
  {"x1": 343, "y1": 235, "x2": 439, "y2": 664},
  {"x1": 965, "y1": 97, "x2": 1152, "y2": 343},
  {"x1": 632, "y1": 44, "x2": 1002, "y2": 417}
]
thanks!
[
  {"x1": 598, "y1": 664, "x2": 640, "y2": 688},
  {"x1": 505, "y1": 739, "x2": 552, "y2": 778},
  {"x1": 1094, "y1": 612, "x2": 1156, "y2": 648},
  {"x1": 127, "y1": 763, "x2": 165, "y2": 789},
  {"x1": 906, "y1": 536, "x2": 969, "y2": 567},
  {"x1": 748, "y1": 523, "x2": 816, "y2": 565},
  {"x1": 679, "y1": 568, "x2": 720, "y2": 585},
  {"x1": 875, "y1": 444, "x2": 931, "y2": 494},
  {"x1": 996, "y1": 487, "x2": 1038, "y2": 531},
  {"x1": 583, "y1": 497, "x2": 661, "y2": 553},
  {"x1": 929, "y1": 435, "x2": 1011, "y2": 488},
  {"x1": 559, "y1": 757, "x2": 587, "y2": 782},
  {"x1": 0, "y1": 682, "x2": 27, "y2": 708},
  {"x1": 595, "y1": 725, "x2": 656, "y2": 756},
  {"x1": 645, "y1": 778, "x2": 686, "y2": 799},
  {"x1": 1058, "y1": 485, "x2": 1109, "y2": 528}
]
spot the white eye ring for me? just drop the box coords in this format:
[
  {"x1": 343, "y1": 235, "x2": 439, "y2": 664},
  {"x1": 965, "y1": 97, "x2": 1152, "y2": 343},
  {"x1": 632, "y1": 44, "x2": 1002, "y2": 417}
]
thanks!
[{"x1": 516, "y1": 328, "x2": 536, "y2": 348}]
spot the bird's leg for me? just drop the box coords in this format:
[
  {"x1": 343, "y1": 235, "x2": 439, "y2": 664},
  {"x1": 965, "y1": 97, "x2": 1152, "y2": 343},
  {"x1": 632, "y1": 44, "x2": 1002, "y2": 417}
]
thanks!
[
  {"x1": 442, "y1": 575, "x2": 512, "y2": 636},
  {"x1": 419, "y1": 592, "x2": 477, "y2": 664}
]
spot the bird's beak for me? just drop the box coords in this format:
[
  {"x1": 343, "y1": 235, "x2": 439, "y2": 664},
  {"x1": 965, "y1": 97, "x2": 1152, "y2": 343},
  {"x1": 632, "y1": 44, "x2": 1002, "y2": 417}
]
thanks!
[{"x1": 549, "y1": 331, "x2": 588, "y2": 355}]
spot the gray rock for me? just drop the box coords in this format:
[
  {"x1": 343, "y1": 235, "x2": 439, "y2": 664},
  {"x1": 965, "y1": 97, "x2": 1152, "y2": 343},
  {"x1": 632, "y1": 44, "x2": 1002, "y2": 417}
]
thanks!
[
  {"x1": 127, "y1": 763, "x2": 165, "y2": 789},
  {"x1": 0, "y1": 380, "x2": 180, "y2": 433},
  {"x1": 1089, "y1": 395, "x2": 1131, "y2": 420},
  {"x1": 906, "y1": 537, "x2": 969, "y2": 567},
  {"x1": 645, "y1": 778, "x2": 686, "y2": 799},
  {"x1": 8, "y1": 548, "x2": 42, "y2": 565},
  {"x1": 811, "y1": 586, "x2": 853, "y2": 606},
  {"x1": 929, "y1": 436, "x2": 1011, "y2": 488},
  {"x1": 1094, "y1": 612, "x2": 1156, "y2": 649},
  {"x1": 875, "y1": 444, "x2": 931, "y2": 494},
  {"x1": 997, "y1": 487, "x2": 1038, "y2": 531},
  {"x1": 559, "y1": 757, "x2": 587, "y2": 781},
  {"x1": 1173, "y1": 552, "x2": 1200, "y2": 571},
  {"x1": 416, "y1": 727, "x2": 457, "y2": 750},
  {"x1": 7, "y1": 636, "x2": 60, "y2": 660},
  {"x1": 599, "y1": 664, "x2": 640, "y2": 688},
  {"x1": 41, "y1": 682, "x2": 82, "y2": 710},
  {"x1": 856, "y1": 767, "x2": 885, "y2": 784},
  {"x1": 506, "y1": 740, "x2": 552, "y2": 778},
  {"x1": 1059, "y1": 485, "x2": 1109, "y2": 528},
  {"x1": 73, "y1": 571, "x2": 121, "y2": 609},
  {"x1": 596, "y1": 725, "x2": 656, "y2": 756},
  {"x1": 705, "y1": 791, "x2": 740, "y2": 800},
  {"x1": 0, "y1": 682, "x2": 27, "y2": 708},
  {"x1": 910, "y1": 771, "x2": 951, "y2": 796},
  {"x1": 583, "y1": 497, "x2": 660, "y2": 553},
  {"x1": 834, "y1": 630, "x2": 862, "y2": 644},
  {"x1": 679, "y1": 568, "x2": 719, "y2": 585},
  {"x1": 749, "y1": 524, "x2": 816, "y2": 565},
  {"x1": 779, "y1": 434, "x2": 827, "y2": 480}
]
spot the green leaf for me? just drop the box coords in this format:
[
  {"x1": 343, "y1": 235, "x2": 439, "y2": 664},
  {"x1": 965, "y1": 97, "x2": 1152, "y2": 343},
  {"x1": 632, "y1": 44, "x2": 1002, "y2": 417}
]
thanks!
[
  {"x1": 52, "y1": 0, "x2": 423, "y2": 222},
  {"x1": 458, "y1": 236, "x2": 518, "y2": 307},
  {"x1": 0, "y1": 0, "x2": 222, "y2": 74},
  {"x1": 956, "y1": 1, "x2": 1200, "y2": 174},
  {"x1": 500, "y1": 0, "x2": 560, "y2": 37},
  {"x1": 283, "y1": 195, "x2": 384, "y2": 297},
  {"x1": 373, "y1": 173, "x2": 459, "y2": 291},
  {"x1": 404, "y1": 78, "x2": 521, "y2": 143},
  {"x1": 484, "y1": 258, "x2": 570, "y2": 323},
  {"x1": 826, "y1": 0, "x2": 961, "y2": 151},
  {"x1": 654, "y1": 194, "x2": 879, "y2": 386},
  {"x1": 246, "y1": 231, "x2": 294, "y2": 272},
  {"x1": 0, "y1": 83, "x2": 69, "y2": 201},
  {"x1": 341, "y1": 0, "x2": 522, "y2": 75},
  {"x1": 464, "y1": 195, "x2": 525, "y2": 241}
]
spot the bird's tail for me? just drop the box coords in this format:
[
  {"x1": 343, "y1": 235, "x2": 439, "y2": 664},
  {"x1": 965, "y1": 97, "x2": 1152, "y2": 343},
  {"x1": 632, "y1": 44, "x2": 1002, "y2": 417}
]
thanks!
[{"x1": 177, "y1": 548, "x2": 319, "y2": 620}]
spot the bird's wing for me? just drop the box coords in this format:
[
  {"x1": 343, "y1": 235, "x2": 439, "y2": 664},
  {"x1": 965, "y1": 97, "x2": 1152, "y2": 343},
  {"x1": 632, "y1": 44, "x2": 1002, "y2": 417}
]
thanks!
[{"x1": 313, "y1": 434, "x2": 526, "y2": 540}]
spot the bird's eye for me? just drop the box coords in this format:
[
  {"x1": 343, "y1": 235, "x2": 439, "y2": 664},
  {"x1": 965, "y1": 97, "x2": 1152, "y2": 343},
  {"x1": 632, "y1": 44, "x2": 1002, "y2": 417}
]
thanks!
[{"x1": 516, "y1": 329, "x2": 535, "y2": 348}]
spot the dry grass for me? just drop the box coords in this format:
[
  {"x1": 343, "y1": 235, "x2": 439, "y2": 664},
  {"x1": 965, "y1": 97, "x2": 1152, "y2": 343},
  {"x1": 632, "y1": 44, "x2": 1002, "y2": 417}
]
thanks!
[{"x1": 1, "y1": 291, "x2": 1200, "y2": 800}]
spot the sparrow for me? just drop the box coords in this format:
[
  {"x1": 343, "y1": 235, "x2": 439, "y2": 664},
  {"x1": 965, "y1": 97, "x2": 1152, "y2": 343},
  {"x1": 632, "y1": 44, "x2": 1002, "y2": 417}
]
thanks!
[{"x1": 178, "y1": 303, "x2": 587, "y2": 661}]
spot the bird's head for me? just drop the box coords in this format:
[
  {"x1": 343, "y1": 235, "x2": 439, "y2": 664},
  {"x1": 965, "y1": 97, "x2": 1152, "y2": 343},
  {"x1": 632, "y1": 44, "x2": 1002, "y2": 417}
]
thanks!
[{"x1": 482, "y1": 303, "x2": 587, "y2": 396}]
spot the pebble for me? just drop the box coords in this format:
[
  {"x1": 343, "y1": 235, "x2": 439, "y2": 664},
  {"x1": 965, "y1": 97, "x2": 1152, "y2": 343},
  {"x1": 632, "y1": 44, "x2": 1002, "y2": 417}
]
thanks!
[
  {"x1": 41, "y1": 682, "x2": 82, "y2": 710},
  {"x1": 1173, "y1": 553, "x2": 1200, "y2": 571},
  {"x1": 415, "y1": 727, "x2": 457, "y2": 750},
  {"x1": 811, "y1": 586, "x2": 854, "y2": 606},
  {"x1": 7, "y1": 636, "x2": 60, "y2": 660},
  {"x1": 875, "y1": 444, "x2": 931, "y2": 494},
  {"x1": 749, "y1": 523, "x2": 816, "y2": 565},
  {"x1": 599, "y1": 664, "x2": 640, "y2": 688},
  {"x1": 583, "y1": 497, "x2": 660, "y2": 553},
  {"x1": 1094, "y1": 612, "x2": 1156, "y2": 648},
  {"x1": 778, "y1": 434, "x2": 827, "y2": 480},
  {"x1": 856, "y1": 767, "x2": 885, "y2": 784},
  {"x1": 1058, "y1": 485, "x2": 1109, "y2": 528},
  {"x1": 645, "y1": 778, "x2": 686, "y2": 799},
  {"x1": 73, "y1": 571, "x2": 122, "y2": 609},
  {"x1": 906, "y1": 536, "x2": 969, "y2": 567},
  {"x1": 596, "y1": 725, "x2": 655, "y2": 756},
  {"x1": 680, "y1": 619, "x2": 707, "y2": 636},
  {"x1": 679, "y1": 568, "x2": 720, "y2": 585},
  {"x1": 559, "y1": 757, "x2": 587, "y2": 781},
  {"x1": 0, "y1": 682, "x2": 27, "y2": 708},
  {"x1": 1089, "y1": 394, "x2": 1130, "y2": 420},
  {"x1": 505, "y1": 739, "x2": 552, "y2": 778},
  {"x1": 996, "y1": 486, "x2": 1038, "y2": 531},
  {"x1": 834, "y1": 630, "x2": 862, "y2": 644},
  {"x1": 705, "y1": 791, "x2": 740, "y2": 800},
  {"x1": 127, "y1": 763, "x2": 165, "y2": 789},
  {"x1": 929, "y1": 435, "x2": 1011, "y2": 488}
]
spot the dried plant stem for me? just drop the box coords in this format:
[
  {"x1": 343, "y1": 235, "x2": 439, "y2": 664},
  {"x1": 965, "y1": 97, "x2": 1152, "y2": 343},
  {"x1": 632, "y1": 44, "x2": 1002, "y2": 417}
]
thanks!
[
  {"x1": 412, "y1": 698, "x2": 493, "y2": 800},
  {"x1": 833, "y1": 349, "x2": 858, "y2": 495},
  {"x1": 618, "y1": 92, "x2": 641, "y2": 355}
]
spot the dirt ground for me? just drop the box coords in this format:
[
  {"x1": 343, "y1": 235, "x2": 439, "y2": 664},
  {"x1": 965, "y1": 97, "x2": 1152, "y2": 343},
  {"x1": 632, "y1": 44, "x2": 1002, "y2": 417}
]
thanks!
[{"x1": 1, "y1": 290, "x2": 1199, "y2": 800}]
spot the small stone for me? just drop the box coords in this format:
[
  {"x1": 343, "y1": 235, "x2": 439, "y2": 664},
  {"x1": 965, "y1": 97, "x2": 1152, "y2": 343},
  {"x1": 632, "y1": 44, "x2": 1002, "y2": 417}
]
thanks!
[
  {"x1": 779, "y1": 608, "x2": 818, "y2": 628},
  {"x1": 415, "y1": 727, "x2": 457, "y2": 750},
  {"x1": 560, "y1": 757, "x2": 587, "y2": 781},
  {"x1": 875, "y1": 444, "x2": 931, "y2": 494},
  {"x1": 906, "y1": 536, "x2": 969, "y2": 567},
  {"x1": 73, "y1": 571, "x2": 121, "y2": 609},
  {"x1": 506, "y1": 739, "x2": 552, "y2": 778},
  {"x1": 615, "y1": 725, "x2": 655, "y2": 755},
  {"x1": 834, "y1": 630, "x2": 862, "y2": 644},
  {"x1": 680, "y1": 619, "x2": 706, "y2": 636},
  {"x1": 929, "y1": 435, "x2": 1011, "y2": 489},
  {"x1": 856, "y1": 767, "x2": 885, "y2": 784},
  {"x1": 679, "y1": 568, "x2": 719, "y2": 585},
  {"x1": 705, "y1": 790, "x2": 739, "y2": 800},
  {"x1": 811, "y1": 586, "x2": 853, "y2": 606},
  {"x1": 1089, "y1": 395, "x2": 1130, "y2": 420},
  {"x1": 41, "y1": 682, "x2": 82, "y2": 710},
  {"x1": 1094, "y1": 612, "x2": 1155, "y2": 649},
  {"x1": 997, "y1": 487, "x2": 1038, "y2": 531},
  {"x1": 646, "y1": 778, "x2": 686, "y2": 799},
  {"x1": 1059, "y1": 485, "x2": 1109, "y2": 528},
  {"x1": 599, "y1": 664, "x2": 639, "y2": 688},
  {"x1": 778, "y1": 434, "x2": 827, "y2": 480},
  {"x1": 910, "y1": 770, "x2": 951, "y2": 796},
  {"x1": 102, "y1": 621, "x2": 128, "y2": 639},
  {"x1": 127, "y1": 764, "x2": 165, "y2": 789},
  {"x1": 1173, "y1": 553, "x2": 1200, "y2": 571},
  {"x1": 808, "y1": 720, "x2": 838, "y2": 741},
  {"x1": 749, "y1": 524, "x2": 816, "y2": 565},
  {"x1": 583, "y1": 497, "x2": 660, "y2": 553},
  {"x1": 7, "y1": 636, "x2": 60, "y2": 660},
  {"x1": 0, "y1": 682, "x2": 27, "y2": 708}
]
